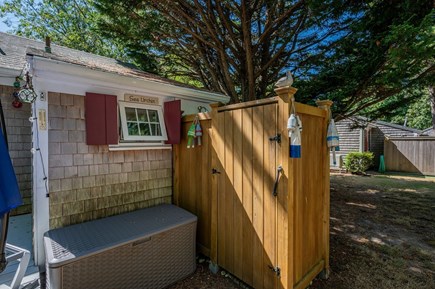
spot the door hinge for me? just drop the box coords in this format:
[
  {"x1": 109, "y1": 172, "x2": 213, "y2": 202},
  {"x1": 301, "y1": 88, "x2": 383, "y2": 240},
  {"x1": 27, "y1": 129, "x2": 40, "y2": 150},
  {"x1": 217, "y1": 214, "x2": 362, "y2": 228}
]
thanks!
[{"x1": 268, "y1": 265, "x2": 281, "y2": 277}]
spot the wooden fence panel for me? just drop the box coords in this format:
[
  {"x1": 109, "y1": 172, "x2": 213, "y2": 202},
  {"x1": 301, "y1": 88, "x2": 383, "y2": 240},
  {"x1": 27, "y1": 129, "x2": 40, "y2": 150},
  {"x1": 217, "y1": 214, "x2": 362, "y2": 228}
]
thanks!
[
  {"x1": 252, "y1": 105, "x2": 265, "y2": 288},
  {"x1": 384, "y1": 137, "x2": 435, "y2": 175},
  {"x1": 223, "y1": 110, "x2": 235, "y2": 273},
  {"x1": 174, "y1": 94, "x2": 329, "y2": 289},
  {"x1": 213, "y1": 102, "x2": 279, "y2": 289},
  {"x1": 293, "y1": 112, "x2": 327, "y2": 289},
  {"x1": 262, "y1": 103, "x2": 278, "y2": 289},
  {"x1": 242, "y1": 107, "x2": 254, "y2": 286},
  {"x1": 173, "y1": 113, "x2": 212, "y2": 256}
]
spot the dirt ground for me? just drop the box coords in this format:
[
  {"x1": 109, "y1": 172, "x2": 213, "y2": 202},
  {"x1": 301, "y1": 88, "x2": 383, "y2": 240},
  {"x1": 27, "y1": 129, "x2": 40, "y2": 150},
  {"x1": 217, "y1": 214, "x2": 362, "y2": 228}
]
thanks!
[
  {"x1": 311, "y1": 173, "x2": 435, "y2": 289},
  {"x1": 169, "y1": 173, "x2": 435, "y2": 289},
  {"x1": 168, "y1": 258, "x2": 245, "y2": 289}
]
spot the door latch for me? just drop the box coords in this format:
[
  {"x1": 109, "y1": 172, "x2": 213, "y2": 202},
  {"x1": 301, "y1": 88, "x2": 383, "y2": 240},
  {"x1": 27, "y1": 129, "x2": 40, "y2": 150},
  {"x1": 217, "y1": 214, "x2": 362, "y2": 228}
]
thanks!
[
  {"x1": 211, "y1": 168, "x2": 221, "y2": 175},
  {"x1": 268, "y1": 265, "x2": 281, "y2": 277},
  {"x1": 269, "y1": 134, "x2": 281, "y2": 143}
]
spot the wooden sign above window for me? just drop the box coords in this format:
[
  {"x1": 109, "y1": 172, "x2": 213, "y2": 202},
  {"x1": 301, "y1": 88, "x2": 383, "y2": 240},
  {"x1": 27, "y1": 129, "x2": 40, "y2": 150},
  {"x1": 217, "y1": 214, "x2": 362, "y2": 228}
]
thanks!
[{"x1": 124, "y1": 94, "x2": 159, "y2": 105}]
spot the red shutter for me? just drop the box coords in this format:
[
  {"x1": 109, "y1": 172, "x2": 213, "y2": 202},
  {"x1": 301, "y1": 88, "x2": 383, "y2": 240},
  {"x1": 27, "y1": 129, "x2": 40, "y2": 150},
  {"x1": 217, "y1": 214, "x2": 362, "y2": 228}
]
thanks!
[
  {"x1": 105, "y1": 95, "x2": 118, "y2": 144},
  {"x1": 85, "y1": 92, "x2": 118, "y2": 145},
  {"x1": 164, "y1": 100, "x2": 181, "y2": 144}
]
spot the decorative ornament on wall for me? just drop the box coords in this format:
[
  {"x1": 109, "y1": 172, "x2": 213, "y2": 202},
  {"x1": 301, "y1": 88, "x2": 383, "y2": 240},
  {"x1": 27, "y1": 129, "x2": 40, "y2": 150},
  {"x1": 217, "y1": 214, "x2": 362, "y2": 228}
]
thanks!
[
  {"x1": 17, "y1": 72, "x2": 37, "y2": 103},
  {"x1": 12, "y1": 98, "x2": 22, "y2": 108},
  {"x1": 11, "y1": 76, "x2": 23, "y2": 108}
]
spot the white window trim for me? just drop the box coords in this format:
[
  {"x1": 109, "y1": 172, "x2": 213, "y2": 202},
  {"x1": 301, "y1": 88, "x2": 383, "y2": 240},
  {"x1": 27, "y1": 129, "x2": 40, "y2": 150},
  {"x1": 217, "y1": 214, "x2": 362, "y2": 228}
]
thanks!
[
  {"x1": 119, "y1": 101, "x2": 168, "y2": 142},
  {"x1": 108, "y1": 143, "x2": 172, "y2": 151}
]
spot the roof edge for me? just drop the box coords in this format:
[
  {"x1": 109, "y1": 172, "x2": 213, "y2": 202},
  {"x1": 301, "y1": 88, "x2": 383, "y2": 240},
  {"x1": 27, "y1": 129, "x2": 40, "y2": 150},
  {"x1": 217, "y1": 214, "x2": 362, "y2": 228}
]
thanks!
[
  {"x1": 374, "y1": 119, "x2": 422, "y2": 133},
  {"x1": 386, "y1": 136, "x2": 435, "y2": 140},
  {"x1": 31, "y1": 55, "x2": 230, "y2": 103},
  {"x1": 344, "y1": 116, "x2": 422, "y2": 133},
  {"x1": 0, "y1": 67, "x2": 23, "y2": 86}
]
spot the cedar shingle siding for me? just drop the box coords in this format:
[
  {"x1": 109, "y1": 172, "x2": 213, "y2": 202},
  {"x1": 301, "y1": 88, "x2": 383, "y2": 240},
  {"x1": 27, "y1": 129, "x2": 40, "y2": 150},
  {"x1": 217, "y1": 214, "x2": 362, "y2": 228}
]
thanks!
[
  {"x1": 336, "y1": 118, "x2": 362, "y2": 153},
  {"x1": 48, "y1": 92, "x2": 172, "y2": 229},
  {"x1": 336, "y1": 118, "x2": 420, "y2": 168}
]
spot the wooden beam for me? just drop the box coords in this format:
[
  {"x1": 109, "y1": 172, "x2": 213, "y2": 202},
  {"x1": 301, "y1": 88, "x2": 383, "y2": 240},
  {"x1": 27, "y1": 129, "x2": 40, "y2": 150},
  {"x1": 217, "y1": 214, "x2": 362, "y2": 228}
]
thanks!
[
  {"x1": 316, "y1": 99, "x2": 333, "y2": 277},
  {"x1": 293, "y1": 260, "x2": 325, "y2": 289},
  {"x1": 209, "y1": 103, "x2": 220, "y2": 264},
  {"x1": 217, "y1": 97, "x2": 278, "y2": 112},
  {"x1": 277, "y1": 93, "x2": 290, "y2": 289},
  {"x1": 295, "y1": 103, "x2": 327, "y2": 118}
]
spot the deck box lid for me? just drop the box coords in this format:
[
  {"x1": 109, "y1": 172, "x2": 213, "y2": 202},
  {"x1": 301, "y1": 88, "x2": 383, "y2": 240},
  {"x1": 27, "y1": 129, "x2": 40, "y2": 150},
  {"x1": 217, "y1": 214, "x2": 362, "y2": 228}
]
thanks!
[{"x1": 44, "y1": 204, "x2": 197, "y2": 268}]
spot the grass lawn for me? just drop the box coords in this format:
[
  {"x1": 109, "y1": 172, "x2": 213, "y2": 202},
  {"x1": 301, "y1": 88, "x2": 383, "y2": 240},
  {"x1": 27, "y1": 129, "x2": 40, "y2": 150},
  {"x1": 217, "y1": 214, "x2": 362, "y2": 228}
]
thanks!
[{"x1": 311, "y1": 173, "x2": 435, "y2": 289}]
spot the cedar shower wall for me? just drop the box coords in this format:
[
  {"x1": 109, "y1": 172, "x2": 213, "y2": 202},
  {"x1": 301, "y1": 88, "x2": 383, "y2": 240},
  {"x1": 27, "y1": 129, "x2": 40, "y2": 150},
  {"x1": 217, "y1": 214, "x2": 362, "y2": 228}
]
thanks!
[
  {"x1": 0, "y1": 84, "x2": 32, "y2": 215},
  {"x1": 47, "y1": 92, "x2": 172, "y2": 229}
]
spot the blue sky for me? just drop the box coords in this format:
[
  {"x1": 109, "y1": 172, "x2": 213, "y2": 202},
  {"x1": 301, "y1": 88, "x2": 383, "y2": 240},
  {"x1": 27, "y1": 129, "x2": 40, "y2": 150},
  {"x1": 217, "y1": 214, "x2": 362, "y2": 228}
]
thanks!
[
  {"x1": 0, "y1": 13, "x2": 17, "y2": 32},
  {"x1": 0, "y1": 18, "x2": 11, "y2": 32},
  {"x1": 0, "y1": 0, "x2": 18, "y2": 33}
]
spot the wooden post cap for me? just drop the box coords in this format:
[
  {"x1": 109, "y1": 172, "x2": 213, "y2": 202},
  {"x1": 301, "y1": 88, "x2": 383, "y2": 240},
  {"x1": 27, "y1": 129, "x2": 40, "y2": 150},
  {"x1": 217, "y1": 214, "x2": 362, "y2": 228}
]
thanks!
[
  {"x1": 316, "y1": 100, "x2": 333, "y2": 121},
  {"x1": 274, "y1": 86, "x2": 298, "y2": 97},
  {"x1": 274, "y1": 86, "x2": 298, "y2": 103},
  {"x1": 315, "y1": 100, "x2": 333, "y2": 109}
]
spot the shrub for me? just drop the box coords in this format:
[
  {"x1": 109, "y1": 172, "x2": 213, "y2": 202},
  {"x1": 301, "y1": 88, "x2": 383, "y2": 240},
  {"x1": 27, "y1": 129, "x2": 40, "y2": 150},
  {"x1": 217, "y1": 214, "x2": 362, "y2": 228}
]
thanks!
[{"x1": 344, "y1": 152, "x2": 374, "y2": 174}]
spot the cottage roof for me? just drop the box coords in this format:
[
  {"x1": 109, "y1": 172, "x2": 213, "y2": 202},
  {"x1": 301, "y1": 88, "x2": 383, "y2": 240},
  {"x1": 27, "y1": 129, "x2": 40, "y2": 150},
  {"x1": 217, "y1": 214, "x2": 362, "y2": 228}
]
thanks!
[
  {"x1": 372, "y1": 119, "x2": 422, "y2": 135},
  {"x1": 422, "y1": 127, "x2": 435, "y2": 136},
  {"x1": 338, "y1": 116, "x2": 424, "y2": 136},
  {"x1": 0, "y1": 32, "x2": 217, "y2": 93}
]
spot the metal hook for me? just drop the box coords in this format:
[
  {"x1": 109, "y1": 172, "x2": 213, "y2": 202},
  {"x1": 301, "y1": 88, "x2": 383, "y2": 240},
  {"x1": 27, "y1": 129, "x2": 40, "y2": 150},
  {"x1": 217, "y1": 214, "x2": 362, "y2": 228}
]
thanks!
[{"x1": 198, "y1": 106, "x2": 208, "y2": 113}]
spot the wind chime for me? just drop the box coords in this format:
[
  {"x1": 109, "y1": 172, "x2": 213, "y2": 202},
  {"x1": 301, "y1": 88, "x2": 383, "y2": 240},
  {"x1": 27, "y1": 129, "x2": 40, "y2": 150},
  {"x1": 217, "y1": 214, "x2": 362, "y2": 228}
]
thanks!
[
  {"x1": 17, "y1": 72, "x2": 38, "y2": 104},
  {"x1": 11, "y1": 77, "x2": 22, "y2": 108},
  {"x1": 11, "y1": 72, "x2": 37, "y2": 108}
]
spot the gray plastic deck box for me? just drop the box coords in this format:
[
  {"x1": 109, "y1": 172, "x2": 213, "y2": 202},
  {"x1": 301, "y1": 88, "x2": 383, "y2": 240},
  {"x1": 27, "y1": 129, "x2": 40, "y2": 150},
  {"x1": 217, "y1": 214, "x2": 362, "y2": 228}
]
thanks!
[{"x1": 44, "y1": 204, "x2": 197, "y2": 289}]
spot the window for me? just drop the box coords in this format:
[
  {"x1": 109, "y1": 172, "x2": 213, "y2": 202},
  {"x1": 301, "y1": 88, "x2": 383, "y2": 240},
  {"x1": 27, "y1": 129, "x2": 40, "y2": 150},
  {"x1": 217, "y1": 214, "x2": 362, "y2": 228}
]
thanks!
[{"x1": 119, "y1": 102, "x2": 168, "y2": 142}]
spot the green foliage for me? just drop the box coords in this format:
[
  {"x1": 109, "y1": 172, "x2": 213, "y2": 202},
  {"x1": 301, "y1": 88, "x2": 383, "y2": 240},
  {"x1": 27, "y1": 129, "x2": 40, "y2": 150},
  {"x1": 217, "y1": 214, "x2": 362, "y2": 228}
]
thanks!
[
  {"x1": 373, "y1": 88, "x2": 433, "y2": 130},
  {"x1": 1, "y1": 0, "x2": 433, "y2": 123},
  {"x1": 0, "y1": 0, "x2": 158, "y2": 72},
  {"x1": 95, "y1": 0, "x2": 362, "y2": 102},
  {"x1": 297, "y1": 0, "x2": 434, "y2": 121},
  {"x1": 344, "y1": 152, "x2": 374, "y2": 174}
]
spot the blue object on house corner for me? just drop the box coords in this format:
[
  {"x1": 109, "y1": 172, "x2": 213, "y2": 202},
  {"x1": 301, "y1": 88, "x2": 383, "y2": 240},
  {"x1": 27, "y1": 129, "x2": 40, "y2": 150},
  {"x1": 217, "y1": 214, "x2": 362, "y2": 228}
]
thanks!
[{"x1": 0, "y1": 129, "x2": 22, "y2": 215}]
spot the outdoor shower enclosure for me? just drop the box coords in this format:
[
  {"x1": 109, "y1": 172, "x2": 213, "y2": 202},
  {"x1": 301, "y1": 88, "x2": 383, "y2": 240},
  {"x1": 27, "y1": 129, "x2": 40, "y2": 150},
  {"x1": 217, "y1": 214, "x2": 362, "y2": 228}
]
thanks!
[{"x1": 174, "y1": 86, "x2": 331, "y2": 289}]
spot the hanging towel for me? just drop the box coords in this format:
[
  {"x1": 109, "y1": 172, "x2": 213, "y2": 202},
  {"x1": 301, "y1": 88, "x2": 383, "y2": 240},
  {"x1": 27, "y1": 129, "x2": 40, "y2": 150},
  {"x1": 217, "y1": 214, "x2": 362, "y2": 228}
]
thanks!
[{"x1": 0, "y1": 129, "x2": 22, "y2": 215}]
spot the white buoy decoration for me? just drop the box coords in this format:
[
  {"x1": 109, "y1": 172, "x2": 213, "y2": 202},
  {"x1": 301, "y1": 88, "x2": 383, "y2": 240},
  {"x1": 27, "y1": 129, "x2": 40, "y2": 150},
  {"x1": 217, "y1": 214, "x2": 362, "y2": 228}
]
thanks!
[{"x1": 287, "y1": 113, "x2": 302, "y2": 158}]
